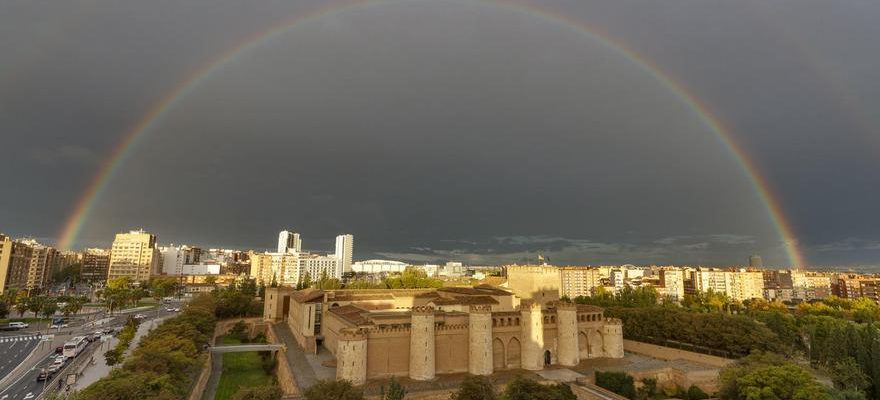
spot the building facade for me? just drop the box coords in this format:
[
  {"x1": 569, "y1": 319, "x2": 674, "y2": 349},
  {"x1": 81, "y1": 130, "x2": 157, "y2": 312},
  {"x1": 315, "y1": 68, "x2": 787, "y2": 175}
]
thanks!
[
  {"x1": 81, "y1": 248, "x2": 110, "y2": 282},
  {"x1": 0, "y1": 234, "x2": 33, "y2": 294},
  {"x1": 107, "y1": 230, "x2": 159, "y2": 282},
  {"x1": 335, "y1": 234, "x2": 354, "y2": 274},
  {"x1": 264, "y1": 285, "x2": 623, "y2": 385},
  {"x1": 277, "y1": 231, "x2": 302, "y2": 254}
]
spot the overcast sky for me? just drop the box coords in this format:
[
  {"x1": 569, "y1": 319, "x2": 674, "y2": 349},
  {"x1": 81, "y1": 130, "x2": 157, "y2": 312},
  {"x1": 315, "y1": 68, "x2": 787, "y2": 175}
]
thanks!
[{"x1": 1, "y1": 0, "x2": 878, "y2": 268}]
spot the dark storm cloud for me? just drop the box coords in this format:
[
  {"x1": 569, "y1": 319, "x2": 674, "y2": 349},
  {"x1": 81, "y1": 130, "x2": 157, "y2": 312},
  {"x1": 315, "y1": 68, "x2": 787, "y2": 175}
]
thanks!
[{"x1": 1, "y1": 0, "x2": 878, "y2": 267}]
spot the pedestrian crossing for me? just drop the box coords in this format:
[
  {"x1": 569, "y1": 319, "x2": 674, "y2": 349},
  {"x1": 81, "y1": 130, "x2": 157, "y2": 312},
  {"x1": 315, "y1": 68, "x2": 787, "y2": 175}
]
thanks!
[{"x1": 0, "y1": 335, "x2": 40, "y2": 343}]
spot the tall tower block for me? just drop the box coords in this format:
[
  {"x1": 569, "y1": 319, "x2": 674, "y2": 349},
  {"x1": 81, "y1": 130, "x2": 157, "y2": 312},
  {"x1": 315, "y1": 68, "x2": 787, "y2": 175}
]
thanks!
[
  {"x1": 409, "y1": 306, "x2": 436, "y2": 381},
  {"x1": 468, "y1": 305, "x2": 493, "y2": 375},
  {"x1": 519, "y1": 300, "x2": 545, "y2": 370},
  {"x1": 555, "y1": 302, "x2": 580, "y2": 366},
  {"x1": 336, "y1": 328, "x2": 367, "y2": 385}
]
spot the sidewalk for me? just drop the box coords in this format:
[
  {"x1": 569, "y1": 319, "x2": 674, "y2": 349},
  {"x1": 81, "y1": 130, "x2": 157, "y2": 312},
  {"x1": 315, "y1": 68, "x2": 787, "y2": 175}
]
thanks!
[{"x1": 71, "y1": 316, "x2": 171, "y2": 391}]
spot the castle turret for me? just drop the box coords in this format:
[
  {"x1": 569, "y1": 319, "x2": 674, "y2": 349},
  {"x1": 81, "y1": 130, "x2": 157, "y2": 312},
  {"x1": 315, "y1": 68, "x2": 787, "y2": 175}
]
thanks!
[
  {"x1": 519, "y1": 300, "x2": 545, "y2": 370},
  {"x1": 555, "y1": 302, "x2": 580, "y2": 366},
  {"x1": 336, "y1": 328, "x2": 367, "y2": 385},
  {"x1": 409, "y1": 306, "x2": 436, "y2": 380},
  {"x1": 468, "y1": 304, "x2": 494, "y2": 375},
  {"x1": 602, "y1": 318, "x2": 624, "y2": 358}
]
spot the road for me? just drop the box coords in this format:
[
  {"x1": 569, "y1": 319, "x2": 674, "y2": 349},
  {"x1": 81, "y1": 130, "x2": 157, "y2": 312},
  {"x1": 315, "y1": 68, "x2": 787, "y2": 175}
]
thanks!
[
  {"x1": 0, "y1": 335, "x2": 41, "y2": 382},
  {"x1": 0, "y1": 300, "x2": 184, "y2": 400}
]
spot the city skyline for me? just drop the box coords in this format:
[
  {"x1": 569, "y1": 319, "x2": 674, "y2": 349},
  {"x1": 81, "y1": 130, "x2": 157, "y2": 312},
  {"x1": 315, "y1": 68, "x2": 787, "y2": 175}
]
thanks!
[{"x1": 2, "y1": 1, "x2": 878, "y2": 267}]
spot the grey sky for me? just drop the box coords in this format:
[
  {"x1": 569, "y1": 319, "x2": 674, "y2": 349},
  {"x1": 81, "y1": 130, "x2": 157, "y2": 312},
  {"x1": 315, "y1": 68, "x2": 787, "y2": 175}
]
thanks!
[{"x1": 1, "y1": 0, "x2": 878, "y2": 267}]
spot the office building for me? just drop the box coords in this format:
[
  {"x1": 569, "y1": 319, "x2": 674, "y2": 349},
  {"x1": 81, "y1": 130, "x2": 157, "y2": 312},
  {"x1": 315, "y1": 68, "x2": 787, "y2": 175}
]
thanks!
[{"x1": 107, "y1": 229, "x2": 159, "y2": 282}]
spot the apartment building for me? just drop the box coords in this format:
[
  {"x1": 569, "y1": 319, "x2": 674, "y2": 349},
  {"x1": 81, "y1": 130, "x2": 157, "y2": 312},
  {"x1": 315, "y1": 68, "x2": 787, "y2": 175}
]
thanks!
[{"x1": 107, "y1": 230, "x2": 159, "y2": 282}]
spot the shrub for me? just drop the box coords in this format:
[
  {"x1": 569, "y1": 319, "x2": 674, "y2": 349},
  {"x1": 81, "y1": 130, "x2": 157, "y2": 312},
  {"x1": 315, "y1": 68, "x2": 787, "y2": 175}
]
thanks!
[{"x1": 595, "y1": 371, "x2": 636, "y2": 400}]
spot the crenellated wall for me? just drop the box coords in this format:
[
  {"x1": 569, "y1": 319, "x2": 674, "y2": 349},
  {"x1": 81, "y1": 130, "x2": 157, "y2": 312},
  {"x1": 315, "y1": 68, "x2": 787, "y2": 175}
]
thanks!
[{"x1": 315, "y1": 293, "x2": 625, "y2": 385}]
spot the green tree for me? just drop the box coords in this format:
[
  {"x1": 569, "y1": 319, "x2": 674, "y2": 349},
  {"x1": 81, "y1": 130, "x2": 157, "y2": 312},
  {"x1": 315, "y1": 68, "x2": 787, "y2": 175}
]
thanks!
[
  {"x1": 830, "y1": 358, "x2": 870, "y2": 393},
  {"x1": 595, "y1": 371, "x2": 636, "y2": 399},
  {"x1": 501, "y1": 375, "x2": 576, "y2": 400},
  {"x1": 687, "y1": 385, "x2": 709, "y2": 400},
  {"x1": 0, "y1": 300, "x2": 8, "y2": 319},
  {"x1": 381, "y1": 377, "x2": 406, "y2": 400},
  {"x1": 14, "y1": 299, "x2": 28, "y2": 318},
  {"x1": 231, "y1": 385, "x2": 283, "y2": 400},
  {"x1": 27, "y1": 296, "x2": 45, "y2": 318},
  {"x1": 719, "y1": 352, "x2": 831, "y2": 400},
  {"x1": 450, "y1": 375, "x2": 496, "y2": 400},
  {"x1": 303, "y1": 380, "x2": 364, "y2": 400}
]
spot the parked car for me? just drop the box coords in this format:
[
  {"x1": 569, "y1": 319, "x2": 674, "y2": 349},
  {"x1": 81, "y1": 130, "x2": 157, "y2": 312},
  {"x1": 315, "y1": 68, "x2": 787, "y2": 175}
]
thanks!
[{"x1": 8, "y1": 322, "x2": 28, "y2": 329}]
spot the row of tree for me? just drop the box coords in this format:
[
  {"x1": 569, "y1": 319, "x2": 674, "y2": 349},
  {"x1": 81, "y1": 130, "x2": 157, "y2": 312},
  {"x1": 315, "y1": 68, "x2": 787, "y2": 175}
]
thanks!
[{"x1": 75, "y1": 294, "x2": 218, "y2": 400}]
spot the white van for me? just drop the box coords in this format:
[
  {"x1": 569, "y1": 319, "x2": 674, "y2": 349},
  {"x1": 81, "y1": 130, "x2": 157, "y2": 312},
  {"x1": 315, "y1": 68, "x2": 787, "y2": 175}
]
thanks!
[{"x1": 9, "y1": 322, "x2": 29, "y2": 329}]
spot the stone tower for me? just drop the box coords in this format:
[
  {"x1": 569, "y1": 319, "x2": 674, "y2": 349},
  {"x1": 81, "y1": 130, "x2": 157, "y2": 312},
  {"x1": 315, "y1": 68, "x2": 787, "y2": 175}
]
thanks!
[
  {"x1": 555, "y1": 302, "x2": 580, "y2": 367},
  {"x1": 336, "y1": 328, "x2": 367, "y2": 385},
  {"x1": 602, "y1": 318, "x2": 625, "y2": 358},
  {"x1": 519, "y1": 300, "x2": 545, "y2": 370},
  {"x1": 409, "y1": 305, "x2": 436, "y2": 381},
  {"x1": 468, "y1": 304, "x2": 494, "y2": 375}
]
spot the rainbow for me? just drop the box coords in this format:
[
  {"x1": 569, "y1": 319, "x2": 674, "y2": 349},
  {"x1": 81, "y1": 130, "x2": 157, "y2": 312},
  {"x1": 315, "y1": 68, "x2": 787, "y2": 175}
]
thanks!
[{"x1": 56, "y1": 0, "x2": 805, "y2": 267}]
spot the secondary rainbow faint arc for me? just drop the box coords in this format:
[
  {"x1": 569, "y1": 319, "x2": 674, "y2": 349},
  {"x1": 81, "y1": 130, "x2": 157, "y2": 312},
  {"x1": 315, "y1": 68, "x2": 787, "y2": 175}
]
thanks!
[{"x1": 56, "y1": 0, "x2": 805, "y2": 267}]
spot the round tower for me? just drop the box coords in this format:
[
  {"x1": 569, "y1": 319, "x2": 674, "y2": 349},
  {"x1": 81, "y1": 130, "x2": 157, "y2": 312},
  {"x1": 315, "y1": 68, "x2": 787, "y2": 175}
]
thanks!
[
  {"x1": 468, "y1": 304, "x2": 494, "y2": 375},
  {"x1": 519, "y1": 300, "x2": 545, "y2": 370},
  {"x1": 409, "y1": 305, "x2": 436, "y2": 381},
  {"x1": 336, "y1": 328, "x2": 367, "y2": 385},
  {"x1": 602, "y1": 318, "x2": 625, "y2": 358},
  {"x1": 555, "y1": 302, "x2": 580, "y2": 366}
]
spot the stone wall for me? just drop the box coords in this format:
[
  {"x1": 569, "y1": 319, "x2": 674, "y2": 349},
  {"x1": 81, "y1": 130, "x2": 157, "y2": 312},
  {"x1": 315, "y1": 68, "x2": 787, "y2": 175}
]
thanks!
[
  {"x1": 266, "y1": 324, "x2": 301, "y2": 396},
  {"x1": 188, "y1": 354, "x2": 213, "y2": 400},
  {"x1": 622, "y1": 340, "x2": 733, "y2": 368}
]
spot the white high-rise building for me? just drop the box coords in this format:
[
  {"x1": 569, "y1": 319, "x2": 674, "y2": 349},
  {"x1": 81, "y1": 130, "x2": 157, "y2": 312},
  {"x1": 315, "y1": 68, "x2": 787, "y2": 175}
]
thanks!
[
  {"x1": 277, "y1": 230, "x2": 302, "y2": 254},
  {"x1": 334, "y1": 234, "x2": 354, "y2": 274},
  {"x1": 160, "y1": 245, "x2": 195, "y2": 275}
]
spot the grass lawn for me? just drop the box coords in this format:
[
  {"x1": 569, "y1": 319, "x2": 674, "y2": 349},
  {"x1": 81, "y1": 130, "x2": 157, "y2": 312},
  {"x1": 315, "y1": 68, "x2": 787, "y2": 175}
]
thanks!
[{"x1": 215, "y1": 336, "x2": 275, "y2": 400}]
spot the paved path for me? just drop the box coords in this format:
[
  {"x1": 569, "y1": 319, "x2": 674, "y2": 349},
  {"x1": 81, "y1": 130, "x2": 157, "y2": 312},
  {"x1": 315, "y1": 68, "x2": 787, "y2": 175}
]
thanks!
[
  {"x1": 271, "y1": 324, "x2": 320, "y2": 389},
  {"x1": 200, "y1": 353, "x2": 222, "y2": 400}
]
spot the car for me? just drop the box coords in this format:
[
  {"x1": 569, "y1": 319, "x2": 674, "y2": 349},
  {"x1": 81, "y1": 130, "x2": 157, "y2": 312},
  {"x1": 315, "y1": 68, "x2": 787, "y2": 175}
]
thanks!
[
  {"x1": 50, "y1": 323, "x2": 69, "y2": 329},
  {"x1": 102, "y1": 327, "x2": 114, "y2": 334},
  {"x1": 8, "y1": 322, "x2": 28, "y2": 329},
  {"x1": 47, "y1": 363, "x2": 62, "y2": 373},
  {"x1": 173, "y1": 308, "x2": 180, "y2": 312},
  {"x1": 37, "y1": 369, "x2": 52, "y2": 381},
  {"x1": 133, "y1": 314, "x2": 147, "y2": 319},
  {"x1": 164, "y1": 308, "x2": 173, "y2": 312},
  {"x1": 55, "y1": 346, "x2": 63, "y2": 354}
]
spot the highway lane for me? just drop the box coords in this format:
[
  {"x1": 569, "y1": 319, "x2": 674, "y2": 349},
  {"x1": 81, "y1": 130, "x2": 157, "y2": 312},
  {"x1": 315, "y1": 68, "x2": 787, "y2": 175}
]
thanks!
[
  {"x1": 0, "y1": 346, "x2": 94, "y2": 400},
  {"x1": 0, "y1": 302, "x2": 184, "y2": 400},
  {"x1": 0, "y1": 335, "x2": 42, "y2": 384}
]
